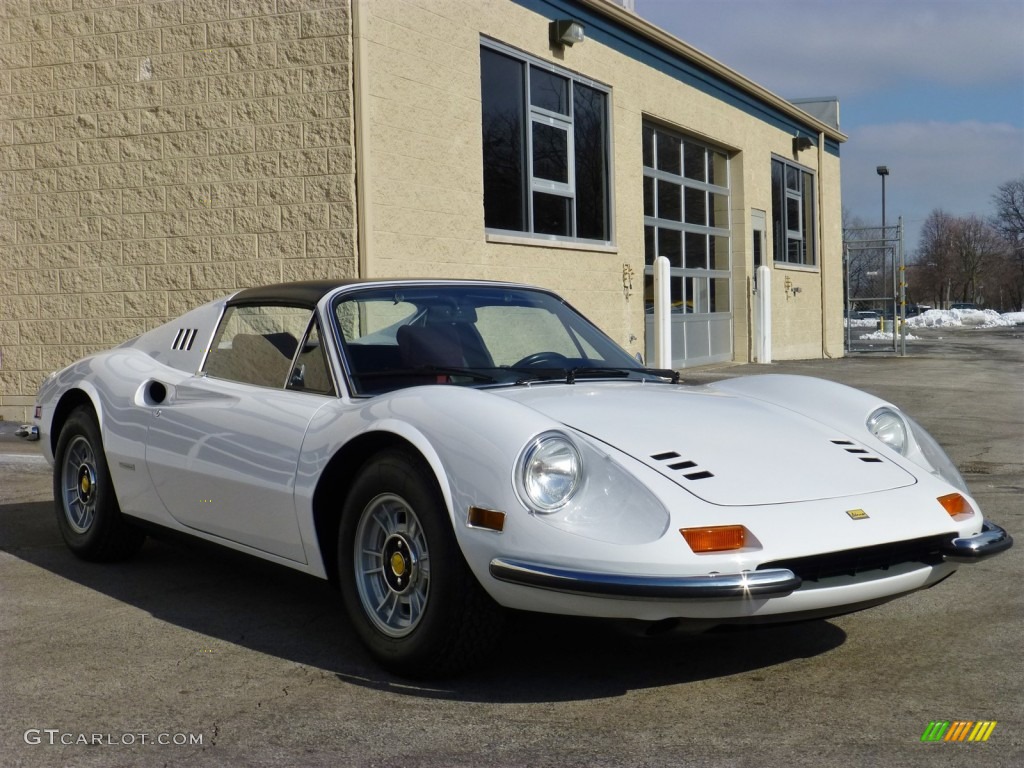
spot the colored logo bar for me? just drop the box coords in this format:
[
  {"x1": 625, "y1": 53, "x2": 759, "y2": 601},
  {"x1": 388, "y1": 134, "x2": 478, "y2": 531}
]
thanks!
[{"x1": 921, "y1": 721, "x2": 997, "y2": 742}]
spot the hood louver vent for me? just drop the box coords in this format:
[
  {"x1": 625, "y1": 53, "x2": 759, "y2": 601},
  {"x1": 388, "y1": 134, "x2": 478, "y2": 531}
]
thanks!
[
  {"x1": 651, "y1": 451, "x2": 714, "y2": 481},
  {"x1": 831, "y1": 439, "x2": 883, "y2": 464},
  {"x1": 171, "y1": 328, "x2": 198, "y2": 351}
]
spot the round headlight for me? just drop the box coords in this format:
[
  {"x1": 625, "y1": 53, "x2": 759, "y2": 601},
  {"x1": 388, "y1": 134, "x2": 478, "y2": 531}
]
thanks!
[
  {"x1": 867, "y1": 407, "x2": 908, "y2": 455},
  {"x1": 520, "y1": 434, "x2": 582, "y2": 512}
]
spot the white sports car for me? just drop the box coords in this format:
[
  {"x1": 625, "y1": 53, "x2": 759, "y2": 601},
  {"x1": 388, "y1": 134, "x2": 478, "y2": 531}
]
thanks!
[{"x1": 29, "y1": 280, "x2": 1011, "y2": 676}]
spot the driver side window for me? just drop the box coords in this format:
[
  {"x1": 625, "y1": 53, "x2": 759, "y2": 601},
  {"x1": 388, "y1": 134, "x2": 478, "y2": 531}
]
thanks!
[{"x1": 204, "y1": 305, "x2": 332, "y2": 393}]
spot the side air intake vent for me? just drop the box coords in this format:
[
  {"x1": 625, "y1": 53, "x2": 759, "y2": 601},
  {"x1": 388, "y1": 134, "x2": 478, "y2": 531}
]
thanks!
[{"x1": 171, "y1": 328, "x2": 198, "y2": 351}]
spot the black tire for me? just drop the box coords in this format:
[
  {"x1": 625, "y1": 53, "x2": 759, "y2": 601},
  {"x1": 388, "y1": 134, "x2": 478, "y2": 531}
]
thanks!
[
  {"x1": 53, "y1": 406, "x2": 146, "y2": 562},
  {"x1": 338, "y1": 449, "x2": 504, "y2": 677}
]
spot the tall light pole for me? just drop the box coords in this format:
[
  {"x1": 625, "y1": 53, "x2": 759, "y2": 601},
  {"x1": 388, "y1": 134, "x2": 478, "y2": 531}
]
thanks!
[
  {"x1": 876, "y1": 165, "x2": 892, "y2": 337},
  {"x1": 876, "y1": 165, "x2": 889, "y2": 232}
]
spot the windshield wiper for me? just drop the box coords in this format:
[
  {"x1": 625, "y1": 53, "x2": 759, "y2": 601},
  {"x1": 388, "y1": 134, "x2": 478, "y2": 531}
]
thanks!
[
  {"x1": 507, "y1": 366, "x2": 680, "y2": 385},
  {"x1": 418, "y1": 365, "x2": 499, "y2": 382},
  {"x1": 506, "y1": 367, "x2": 569, "y2": 385},
  {"x1": 566, "y1": 366, "x2": 680, "y2": 384}
]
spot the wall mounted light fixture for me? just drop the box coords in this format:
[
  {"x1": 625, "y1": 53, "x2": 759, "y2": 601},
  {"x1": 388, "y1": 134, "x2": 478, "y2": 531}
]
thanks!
[
  {"x1": 792, "y1": 135, "x2": 814, "y2": 153},
  {"x1": 550, "y1": 20, "x2": 585, "y2": 48}
]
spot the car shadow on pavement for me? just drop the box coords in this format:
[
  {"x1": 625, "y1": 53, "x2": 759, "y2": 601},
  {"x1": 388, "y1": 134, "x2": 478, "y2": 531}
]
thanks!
[{"x1": 2, "y1": 499, "x2": 846, "y2": 703}]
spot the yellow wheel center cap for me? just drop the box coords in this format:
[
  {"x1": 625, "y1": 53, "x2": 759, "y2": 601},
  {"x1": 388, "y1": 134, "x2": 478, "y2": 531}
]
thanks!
[
  {"x1": 80, "y1": 475, "x2": 91, "y2": 495},
  {"x1": 390, "y1": 552, "x2": 407, "y2": 577}
]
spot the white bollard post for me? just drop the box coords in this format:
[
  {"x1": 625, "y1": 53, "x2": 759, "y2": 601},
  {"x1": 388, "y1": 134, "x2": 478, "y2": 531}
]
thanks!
[
  {"x1": 653, "y1": 256, "x2": 671, "y2": 369},
  {"x1": 755, "y1": 265, "x2": 772, "y2": 363}
]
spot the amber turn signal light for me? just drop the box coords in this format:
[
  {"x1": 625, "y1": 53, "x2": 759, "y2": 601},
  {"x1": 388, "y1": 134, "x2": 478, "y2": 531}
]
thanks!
[
  {"x1": 680, "y1": 525, "x2": 746, "y2": 553},
  {"x1": 938, "y1": 493, "x2": 971, "y2": 517},
  {"x1": 468, "y1": 506, "x2": 506, "y2": 532}
]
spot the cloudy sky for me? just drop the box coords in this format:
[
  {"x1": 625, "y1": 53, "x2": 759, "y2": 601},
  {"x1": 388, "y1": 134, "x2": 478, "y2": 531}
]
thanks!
[{"x1": 635, "y1": 0, "x2": 1024, "y2": 253}]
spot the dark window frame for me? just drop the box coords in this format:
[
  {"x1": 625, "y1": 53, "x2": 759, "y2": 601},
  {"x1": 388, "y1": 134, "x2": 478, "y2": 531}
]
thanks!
[
  {"x1": 642, "y1": 122, "x2": 731, "y2": 316},
  {"x1": 480, "y1": 40, "x2": 612, "y2": 244},
  {"x1": 771, "y1": 157, "x2": 817, "y2": 267}
]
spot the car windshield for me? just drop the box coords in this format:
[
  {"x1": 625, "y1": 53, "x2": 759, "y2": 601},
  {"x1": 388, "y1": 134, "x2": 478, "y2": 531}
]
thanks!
[{"x1": 333, "y1": 285, "x2": 673, "y2": 395}]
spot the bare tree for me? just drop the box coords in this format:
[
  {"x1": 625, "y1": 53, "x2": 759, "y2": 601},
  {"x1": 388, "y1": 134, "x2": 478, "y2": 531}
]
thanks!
[
  {"x1": 913, "y1": 209, "x2": 1010, "y2": 309},
  {"x1": 912, "y1": 210, "x2": 957, "y2": 307},
  {"x1": 991, "y1": 177, "x2": 1024, "y2": 310},
  {"x1": 953, "y1": 215, "x2": 1005, "y2": 306},
  {"x1": 992, "y1": 177, "x2": 1024, "y2": 244}
]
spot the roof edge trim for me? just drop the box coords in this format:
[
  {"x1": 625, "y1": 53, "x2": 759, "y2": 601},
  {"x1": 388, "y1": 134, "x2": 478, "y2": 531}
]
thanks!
[{"x1": 517, "y1": 0, "x2": 847, "y2": 148}]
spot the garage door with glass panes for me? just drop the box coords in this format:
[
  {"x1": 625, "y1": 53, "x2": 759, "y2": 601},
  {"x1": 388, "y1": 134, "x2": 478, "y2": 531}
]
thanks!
[{"x1": 643, "y1": 123, "x2": 732, "y2": 367}]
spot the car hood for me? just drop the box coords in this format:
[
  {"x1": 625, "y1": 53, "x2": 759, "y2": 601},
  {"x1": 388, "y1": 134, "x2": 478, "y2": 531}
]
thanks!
[{"x1": 493, "y1": 382, "x2": 916, "y2": 506}]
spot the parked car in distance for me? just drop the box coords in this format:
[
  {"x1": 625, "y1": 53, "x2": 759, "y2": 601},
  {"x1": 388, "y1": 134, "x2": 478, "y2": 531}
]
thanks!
[
  {"x1": 28, "y1": 279, "x2": 1013, "y2": 676},
  {"x1": 904, "y1": 304, "x2": 930, "y2": 318}
]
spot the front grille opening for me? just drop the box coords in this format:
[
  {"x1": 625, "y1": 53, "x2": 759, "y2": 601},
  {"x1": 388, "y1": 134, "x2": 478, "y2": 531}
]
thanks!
[{"x1": 758, "y1": 534, "x2": 951, "y2": 582}]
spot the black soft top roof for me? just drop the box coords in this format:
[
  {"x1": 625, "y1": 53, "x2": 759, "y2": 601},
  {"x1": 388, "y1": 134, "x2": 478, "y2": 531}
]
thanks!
[
  {"x1": 227, "y1": 280, "x2": 359, "y2": 309},
  {"x1": 226, "y1": 278, "x2": 527, "y2": 309}
]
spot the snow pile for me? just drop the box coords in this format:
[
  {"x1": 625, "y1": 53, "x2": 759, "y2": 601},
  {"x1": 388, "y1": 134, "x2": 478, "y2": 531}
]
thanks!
[
  {"x1": 906, "y1": 309, "x2": 1024, "y2": 329},
  {"x1": 845, "y1": 317, "x2": 881, "y2": 328},
  {"x1": 854, "y1": 308, "x2": 1023, "y2": 340},
  {"x1": 858, "y1": 331, "x2": 921, "y2": 341}
]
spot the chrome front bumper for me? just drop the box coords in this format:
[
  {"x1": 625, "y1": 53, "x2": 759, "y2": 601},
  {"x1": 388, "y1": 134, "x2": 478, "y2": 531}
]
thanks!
[
  {"x1": 940, "y1": 521, "x2": 1013, "y2": 562},
  {"x1": 490, "y1": 521, "x2": 1012, "y2": 600},
  {"x1": 489, "y1": 559, "x2": 802, "y2": 599}
]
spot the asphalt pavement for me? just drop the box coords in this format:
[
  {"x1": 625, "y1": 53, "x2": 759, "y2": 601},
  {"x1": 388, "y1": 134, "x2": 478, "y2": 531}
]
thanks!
[{"x1": 1, "y1": 325, "x2": 1022, "y2": 768}]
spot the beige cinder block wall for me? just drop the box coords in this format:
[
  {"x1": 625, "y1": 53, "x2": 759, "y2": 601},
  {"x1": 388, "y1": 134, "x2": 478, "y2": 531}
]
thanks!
[
  {"x1": 356, "y1": 0, "x2": 845, "y2": 363},
  {"x1": 0, "y1": 1, "x2": 357, "y2": 422},
  {"x1": 1, "y1": 0, "x2": 844, "y2": 421}
]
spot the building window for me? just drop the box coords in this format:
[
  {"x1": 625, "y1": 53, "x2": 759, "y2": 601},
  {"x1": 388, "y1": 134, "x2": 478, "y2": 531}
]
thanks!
[
  {"x1": 480, "y1": 42, "x2": 610, "y2": 242},
  {"x1": 642, "y1": 123, "x2": 731, "y2": 313},
  {"x1": 771, "y1": 158, "x2": 816, "y2": 266}
]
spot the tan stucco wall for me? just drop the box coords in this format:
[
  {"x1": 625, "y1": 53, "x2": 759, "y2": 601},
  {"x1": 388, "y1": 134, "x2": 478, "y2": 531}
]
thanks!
[
  {"x1": 0, "y1": 1, "x2": 356, "y2": 421},
  {"x1": 356, "y1": 0, "x2": 844, "y2": 364}
]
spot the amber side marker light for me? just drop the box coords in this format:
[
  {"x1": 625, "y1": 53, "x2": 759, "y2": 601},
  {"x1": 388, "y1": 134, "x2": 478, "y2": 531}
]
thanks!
[
  {"x1": 680, "y1": 525, "x2": 746, "y2": 553},
  {"x1": 938, "y1": 493, "x2": 972, "y2": 517},
  {"x1": 468, "y1": 506, "x2": 506, "y2": 532}
]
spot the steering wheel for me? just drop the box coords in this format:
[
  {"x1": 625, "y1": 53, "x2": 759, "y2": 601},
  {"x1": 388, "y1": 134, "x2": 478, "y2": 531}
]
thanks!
[{"x1": 511, "y1": 351, "x2": 571, "y2": 369}]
